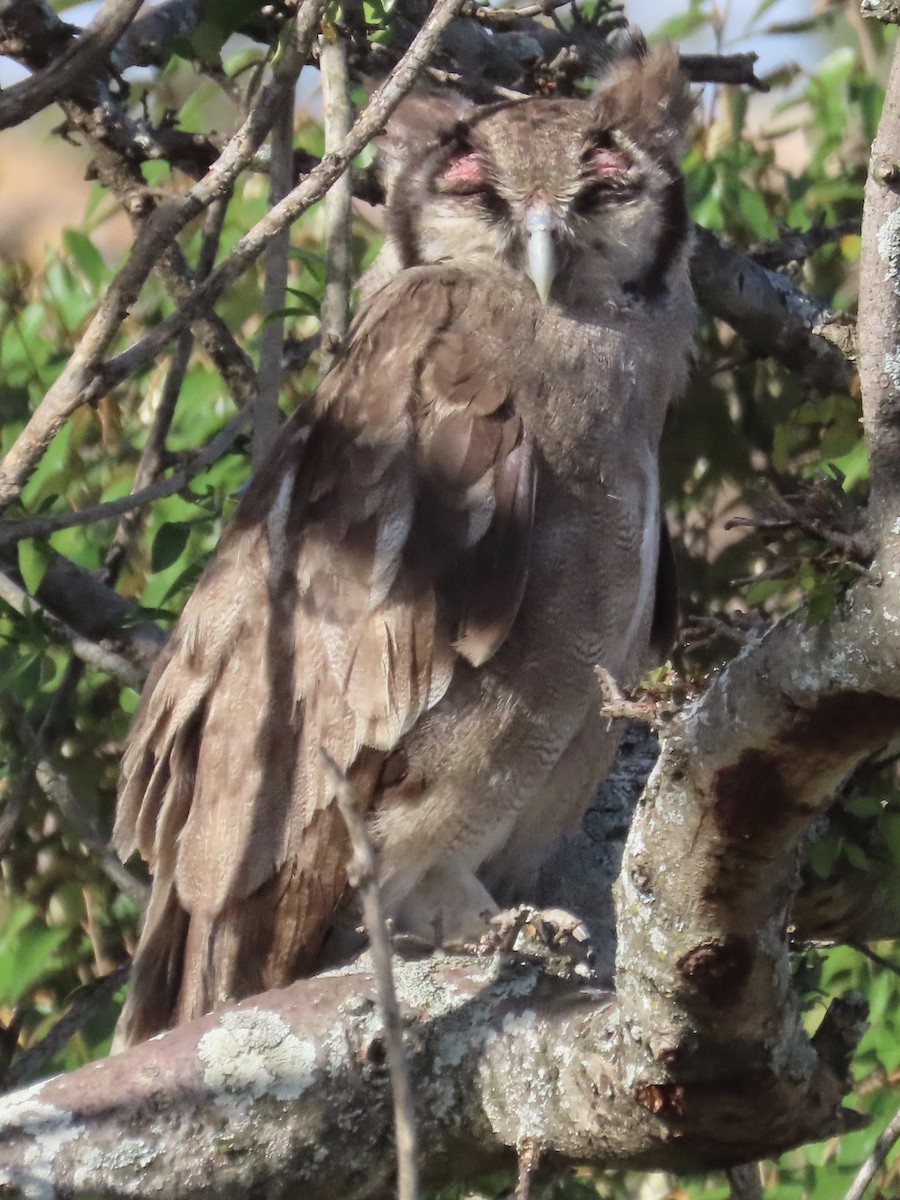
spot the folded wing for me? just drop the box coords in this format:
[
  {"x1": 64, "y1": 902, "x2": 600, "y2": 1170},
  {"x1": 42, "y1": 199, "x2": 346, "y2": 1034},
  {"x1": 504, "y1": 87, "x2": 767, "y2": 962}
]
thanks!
[{"x1": 113, "y1": 269, "x2": 536, "y2": 1042}]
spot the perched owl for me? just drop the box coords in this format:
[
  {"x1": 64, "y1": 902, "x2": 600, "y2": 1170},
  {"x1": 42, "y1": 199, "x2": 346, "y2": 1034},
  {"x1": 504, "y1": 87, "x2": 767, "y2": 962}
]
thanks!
[{"x1": 114, "y1": 44, "x2": 696, "y2": 1045}]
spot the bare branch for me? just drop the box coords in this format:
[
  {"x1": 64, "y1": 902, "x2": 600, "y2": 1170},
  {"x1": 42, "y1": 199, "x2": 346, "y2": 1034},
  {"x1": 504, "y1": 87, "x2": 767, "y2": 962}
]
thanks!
[
  {"x1": 96, "y1": 0, "x2": 469, "y2": 391},
  {"x1": 0, "y1": 0, "x2": 142, "y2": 130},
  {"x1": 860, "y1": 0, "x2": 900, "y2": 24},
  {"x1": 319, "y1": 31, "x2": 354, "y2": 368},
  {"x1": 323, "y1": 751, "x2": 420, "y2": 1200},
  {"x1": 844, "y1": 1103, "x2": 900, "y2": 1200},
  {"x1": 0, "y1": 947, "x2": 862, "y2": 1198},
  {"x1": 680, "y1": 52, "x2": 768, "y2": 92},
  {"x1": 0, "y1": 773, "x2": 33, "y2": 861},
  {"x1": 748, "y1": 217, "x2": 862, "y2": 270},
  {"x1": 0, "y1": 409, "x2": 250, "y2": 548},
  {"x1": 461, "y1": 0, "x2": 574, "y2": 25},
  {"x1": 691, "y1": 226, "x2": 856, "y2": 393},
  {"x1": 2, "y1": 965, "x2": 130, "y2": 1094},
  {"x1": 0, "y1": 571, "x2": 144, "y2": 688},
  {"x1": 104, "y1": 198, "x2": 232, "y2": 585}
]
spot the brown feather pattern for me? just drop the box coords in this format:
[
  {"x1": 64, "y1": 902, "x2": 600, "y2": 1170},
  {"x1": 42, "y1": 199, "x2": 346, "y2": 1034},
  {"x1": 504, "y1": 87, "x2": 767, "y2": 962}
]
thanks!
[
  {"x1": 114, "y1": 270, "x2": 536, "y2": 1042},
  {"x1": 116, "y1": 46, "x2": 697, "y2": 1044}
]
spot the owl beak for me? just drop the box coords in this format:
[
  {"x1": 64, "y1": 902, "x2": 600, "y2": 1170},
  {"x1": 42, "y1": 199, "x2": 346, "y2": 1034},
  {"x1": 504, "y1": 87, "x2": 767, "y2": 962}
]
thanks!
[{"x1": 524, "y1": 205, "x2": 557, "y2": 306}]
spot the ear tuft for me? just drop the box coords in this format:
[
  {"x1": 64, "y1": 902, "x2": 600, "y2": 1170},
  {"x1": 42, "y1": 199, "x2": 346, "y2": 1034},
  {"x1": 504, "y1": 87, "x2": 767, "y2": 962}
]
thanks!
[
  {"x1": 376, "y1": 90, "x2": 475, "y2": 198},
  {"x1": 591, "y1": 44, "x2": 695, "y2": 158},
  {"x1": 382, "y1": 90, "x2": 473, "y2": 144}
]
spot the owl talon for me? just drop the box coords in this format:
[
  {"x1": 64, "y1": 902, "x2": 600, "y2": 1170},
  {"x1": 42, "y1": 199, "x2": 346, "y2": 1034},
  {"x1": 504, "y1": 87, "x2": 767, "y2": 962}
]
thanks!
[{"x1": 475, "y1": 905, "x2": 596, "y2": 979}]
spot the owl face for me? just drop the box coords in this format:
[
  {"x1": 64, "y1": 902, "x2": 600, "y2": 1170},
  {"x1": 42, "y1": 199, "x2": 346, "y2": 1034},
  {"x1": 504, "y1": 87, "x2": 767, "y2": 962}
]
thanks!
[{"x1": 383, "y1": 47, "x2": 694, "y2": 311}]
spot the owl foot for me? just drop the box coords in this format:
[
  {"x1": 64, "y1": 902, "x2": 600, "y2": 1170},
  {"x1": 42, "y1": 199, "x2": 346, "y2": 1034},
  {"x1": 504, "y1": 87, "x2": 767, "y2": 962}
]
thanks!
[{"x1": 475, "y1": 905, "x2": 596, "y2": 980}]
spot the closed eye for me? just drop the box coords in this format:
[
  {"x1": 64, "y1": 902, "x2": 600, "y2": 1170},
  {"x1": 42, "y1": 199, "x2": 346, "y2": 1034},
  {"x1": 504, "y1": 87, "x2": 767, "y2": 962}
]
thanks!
[
  {"x1": 572, "y1": 133, "x2": 638, "y2": 214},
  {"x1": 433, "y1": 147, "x2": 511, "y2": 219}
]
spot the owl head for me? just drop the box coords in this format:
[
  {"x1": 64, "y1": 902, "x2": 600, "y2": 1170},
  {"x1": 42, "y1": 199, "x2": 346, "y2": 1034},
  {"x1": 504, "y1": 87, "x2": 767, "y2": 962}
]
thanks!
[{"x1": 379, "y1": 45, "x2": 694, "y2": 310}]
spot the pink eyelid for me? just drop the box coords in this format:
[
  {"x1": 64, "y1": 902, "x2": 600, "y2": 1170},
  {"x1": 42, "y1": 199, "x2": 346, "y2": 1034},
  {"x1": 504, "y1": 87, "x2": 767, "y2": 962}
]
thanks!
[
  {"x1": 592, "y1": 147, "x2": 631, "y2": 174},
  {"x1": 442, "y1": 152, "x2": 485, "y2": 187}
]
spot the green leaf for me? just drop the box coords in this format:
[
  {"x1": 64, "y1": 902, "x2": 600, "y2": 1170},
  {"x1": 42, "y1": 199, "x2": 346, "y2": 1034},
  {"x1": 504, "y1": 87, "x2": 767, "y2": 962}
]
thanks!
[
  {"x1": 747, "y1": 0, "x2": 783, "y2": 25},
  {"x1": 183, "y1": 0, "x2": 262, "y2": 64},
  {"x1": 736, "y1": 186, "x2": 773, "y2": 238},
  {"x1": 62, "y1": 230, "x2": 106, "y2": 291},
  {"x1": 844, "y1": 842, "x2": 870, "y2": 870},
  {"x1": 289, "y1": 249, "x2": 328, "y2": 283},
  {"x1": 844, "y1": 796, "x2": 885, "y2": 818},
  {"x1": 746, "y1": 578, "x2": 785, "y2": 606},
  {"x1": 150, "y1": 521, "x2": 191, "y2": 573},
  {"x1": 0, "y1": 902, "x2": 69, "y2": 1006},
  {"x1": 805, "y1": 581, "x2": 839, "y2": 627},
  {"x1": 653, "y1": 8, "x2": 710, "y2": 40},
  {"x1": 285, "y1": 287, "x2": 323, "y2": 314},
  {"x1": 808, "y1": 836, "x2": 841, "y2": 879},
  {"x1": 17, "y1": 538, "x2": 52, "y2": 595}
]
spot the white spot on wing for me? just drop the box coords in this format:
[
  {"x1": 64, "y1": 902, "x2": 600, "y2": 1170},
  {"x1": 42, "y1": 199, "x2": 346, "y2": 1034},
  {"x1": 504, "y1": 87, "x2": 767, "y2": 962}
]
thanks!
[
  {"x1": 369, "y1": 493, "x2": 414, "y2": 606},
  {"x1": 622, "y1": 444, "x2": 659, "y2": 656},
  {"x1": 266, "y1": 467, "x2": 296, "y2": 573}
]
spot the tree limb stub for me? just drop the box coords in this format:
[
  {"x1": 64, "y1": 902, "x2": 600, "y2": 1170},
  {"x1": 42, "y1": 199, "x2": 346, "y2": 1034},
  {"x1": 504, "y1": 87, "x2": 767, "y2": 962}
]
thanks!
[
  {"x1": 615, "y1": 598, "x2": 900, "y2": 1123},
  {"x1": 690, "y1": 226, "x2": 856, "y2": 393}
]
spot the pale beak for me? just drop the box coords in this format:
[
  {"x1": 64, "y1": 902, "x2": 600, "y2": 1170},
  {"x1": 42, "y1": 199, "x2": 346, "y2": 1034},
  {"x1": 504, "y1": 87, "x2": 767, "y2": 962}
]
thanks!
[{"x1": 525, "y1": 205, "x2": 557, "y2": 306}]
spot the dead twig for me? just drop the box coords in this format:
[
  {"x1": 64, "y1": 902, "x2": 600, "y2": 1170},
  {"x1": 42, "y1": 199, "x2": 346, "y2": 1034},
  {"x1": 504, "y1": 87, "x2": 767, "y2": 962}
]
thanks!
[
  {"x1": 96, "y1": 0, "x2": 468, "y2": 394},
  {"x1": 0, "y1": 773, "x2": 33, "y2": 861},
  {"x1": 513, "y1": 1137, "x2": 542, "y2": 1200},
  {"x1": 0, "y1": 571, "x2": 144, "y2": 688},
  {"x1": 0, "y1": 0, "x2": 326, "y2": 514},
  {"x1": 5, "y1": 705, "x2": 147, "y2": 906},
  {"x1": 2, "y1": 964, "x2": 130, "y2": 1094},
  {"x1": 321, "y1": 749, "x2": 419, "y2": 1200},
  {"x1": 594, "y1": 666, "x2": 681, "y2": 726},
  {"x1": 844, "y1": 1102, "x2": 900, "y2": 1200},
  {"x1": 319, "y1": 30, "x2": 354, "y2": 369},
  {"x1": 0, "y1": 0, "x2": 143, "y2": 130},
  {"x1": 0, "y1": 408, "x2": 250, "y2": 548},
  {"x1": 748, "y1": 217, "x2": 862, "y2": 270},
  {"x1": 254, "y1": 35, "x2": 300, "y2": 463}
]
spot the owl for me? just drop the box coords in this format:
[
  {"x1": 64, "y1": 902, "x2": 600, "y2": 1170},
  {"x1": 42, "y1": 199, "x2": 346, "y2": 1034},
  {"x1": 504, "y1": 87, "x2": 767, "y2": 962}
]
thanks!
[{"x1": 113, "y1": 44, "x2": 697, "y2": 1045}]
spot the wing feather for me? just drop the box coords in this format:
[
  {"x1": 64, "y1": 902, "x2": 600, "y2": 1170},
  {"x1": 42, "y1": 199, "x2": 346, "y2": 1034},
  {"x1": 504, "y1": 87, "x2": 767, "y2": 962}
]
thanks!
[{"x1": 114, "y1": 268, "x2": 537, "y2": 1040}]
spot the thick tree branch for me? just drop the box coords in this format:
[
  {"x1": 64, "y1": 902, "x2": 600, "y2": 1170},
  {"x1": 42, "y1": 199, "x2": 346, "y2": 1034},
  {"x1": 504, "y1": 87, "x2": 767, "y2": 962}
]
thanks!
[
  {"x1": 691, "y1": 226, "x2": 856, "y2": 393},
  {"x1": 0, "y1": 570, "x2": 144, "y2": 688},
  {"x1": 0, "y1": 950, "x2": 862, "y2": 1200},
  {"x1": 0, "y1": 0, "x2": 142, "y2": 130},
  {"x1": 858, "y1": 35, "x2": 900, "y2": 546},
  {"x1": 3, "y1": 587, "x2": 897, "y2": 1195}
]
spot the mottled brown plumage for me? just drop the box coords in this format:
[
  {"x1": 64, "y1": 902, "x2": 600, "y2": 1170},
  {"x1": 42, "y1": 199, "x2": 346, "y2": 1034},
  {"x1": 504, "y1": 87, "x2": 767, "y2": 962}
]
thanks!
[{"x1": 114, "y1": 44, "x2": 696, "y2": 1045}]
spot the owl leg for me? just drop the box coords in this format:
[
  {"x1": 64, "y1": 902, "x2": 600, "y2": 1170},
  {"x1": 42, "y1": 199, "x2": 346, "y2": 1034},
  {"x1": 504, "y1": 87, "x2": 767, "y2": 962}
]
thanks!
[
  {"x1": 392, "y1": 857, "x2": 499, "y2": 944},
  {"x1": 483, "y1": 705, "x2": 622, "y2": 901}
]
